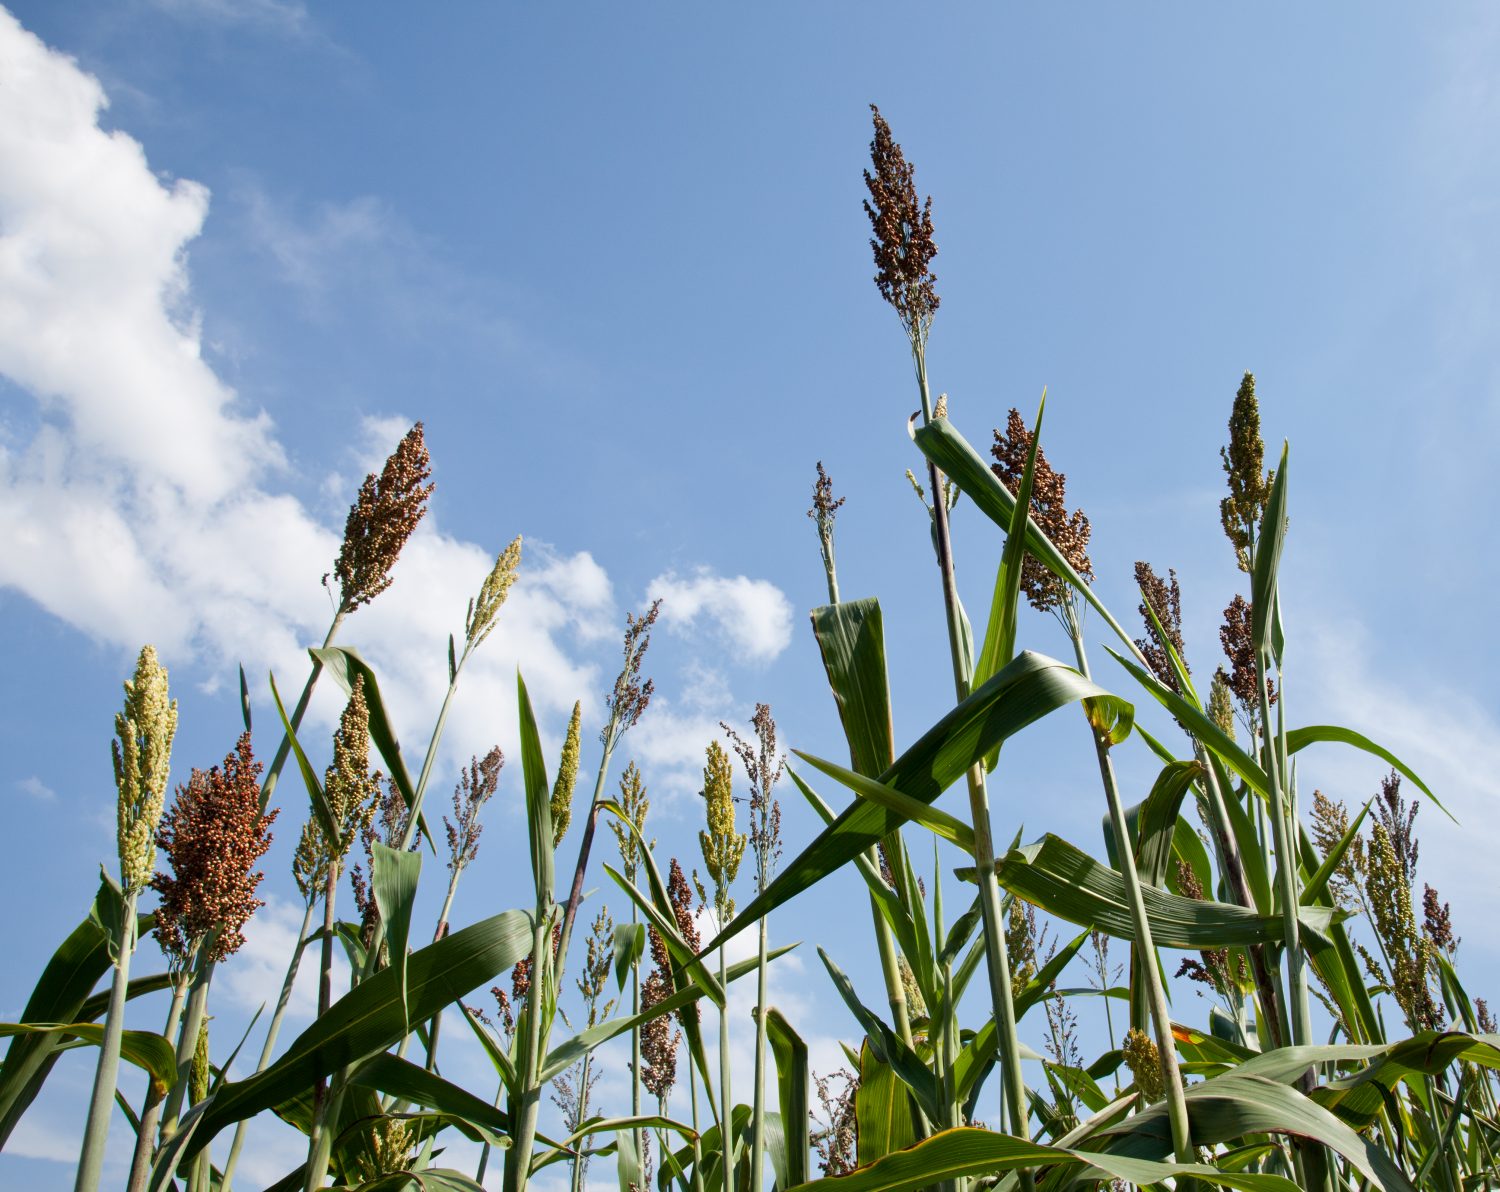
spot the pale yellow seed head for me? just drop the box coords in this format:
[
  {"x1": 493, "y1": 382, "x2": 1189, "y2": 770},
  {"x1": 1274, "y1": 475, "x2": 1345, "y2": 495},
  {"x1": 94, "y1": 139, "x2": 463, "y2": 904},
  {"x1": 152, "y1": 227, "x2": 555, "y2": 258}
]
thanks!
[
  {"x1": 114, "y1": 645, "x2": 178, "y2": 893},
  {"x1": 466, "y1": 535, "x2": 522, "y2": 651},
  {"x1": 1122, "y1": 1028, "x2": 1163, "y2": 1103}
]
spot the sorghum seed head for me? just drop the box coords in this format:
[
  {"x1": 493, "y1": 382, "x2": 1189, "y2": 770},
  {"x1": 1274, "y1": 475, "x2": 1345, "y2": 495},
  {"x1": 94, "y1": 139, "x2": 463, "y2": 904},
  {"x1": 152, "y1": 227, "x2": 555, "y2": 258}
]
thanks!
[
  {"x1": 115, "y1": 645, "x2": 179, "y2": 894},
  {"x1": 331, "y1": 423, "x2": 434, "y2": 614}
]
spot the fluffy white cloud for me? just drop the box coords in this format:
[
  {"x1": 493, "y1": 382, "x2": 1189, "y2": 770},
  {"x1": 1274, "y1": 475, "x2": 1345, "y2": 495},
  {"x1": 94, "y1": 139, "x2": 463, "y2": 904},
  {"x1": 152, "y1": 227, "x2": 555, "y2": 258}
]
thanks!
[{"x1": 648, "y1": 569, "x2": 794, "y2": 665}]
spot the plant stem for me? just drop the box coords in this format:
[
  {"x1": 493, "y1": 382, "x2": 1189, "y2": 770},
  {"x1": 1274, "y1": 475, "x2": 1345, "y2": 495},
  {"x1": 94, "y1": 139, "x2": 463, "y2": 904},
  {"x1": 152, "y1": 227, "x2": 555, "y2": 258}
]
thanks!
[
  {"x1": 261, "y1": 612, "x2": 346, "y2": 815},
  {"x1": 74, "y1": 887, "x2": 138, "y2": 1192},
  {"x1": 123, "y1": 973, "x2": 190, "y2": 1192},
  {"x1": 718, "y1": 946, "x2": 733, "y2": 1192},
  {"x1": 1067, "y1": 629, "x2": 1196, "y2": 1176},
  {"x1": 220, "y1": 897, "x2": 316, "y2": 1191},
  {"x1": 557, "y1": 734, "x2": 619, "y2": 974},
  {"x1": 750, "y1": 917, "x2": 769, "y2": 1192},
  {"x1": 505, "y1": 911, "x2": 553, "y2": 1192},
  {"x1": 632, "y1": 901, "x2": 643, "y2": 1179},
  {"x1": 912, "y1": 349, "x2": 1031, "y2": 1169}
]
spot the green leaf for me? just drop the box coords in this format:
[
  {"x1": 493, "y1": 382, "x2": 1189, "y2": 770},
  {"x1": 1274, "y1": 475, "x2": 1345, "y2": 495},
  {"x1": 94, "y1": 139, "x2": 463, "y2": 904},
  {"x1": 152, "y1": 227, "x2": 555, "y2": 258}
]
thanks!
[
  {"x1": 783, "y1": 1123, "x2": 1302, "y2": 1192},
  {"x1": 710, "y1": 651, "x2": 1133, "y2": 953},
  {"x1": 1100, "y1": 1071, "x2": 1415, "y2": 1191},
  {"x1": 819, "y1": 949, "x2": 942, "y2": 1125},
  {"x1": 958, "y1": 833, "x2": 1336, "y2": 950},
  {"x1": 1300, "y1": 796, "x2": 1372, "y2": 907},
  {"x1": 809, "y1": 599, "x2": 896, "y2": 778},
  {"x1": 1250, "y1": 442, "x2": 1289, "y2": 664},
  {"x1": 371, "y1": 841, "x2": 422, "y2": 1033},
  {"x1": 1132, "y1": 760, "x2": 1204, "y2": 888},
  {"x1": 613, "y1": 922, "x2": 646, "y2": 992},
  {"x1": 348, "y1": 1052, "x2": 509, "y2": 1145},
  {"x1": 239, "y1": 663, "x2": 252, "y2": 734},
  {"x1": 855, "y1": 1039, "x2": 917, "y2": 1166},
  {"x1": 1286, "y1": 725, "x2": 1450, "y2": 820},
  {"x1": 269, "y1": 669, "x2": 341, "y2": 850},
  {"x1": 458, "y1": 994, "x2": 517, "y2": 1095},
  {"x1": 766, "y1": 1008, "x2": 810, "y2": 1188},
  {"x1": 0, "y1": 881, "x2": 145, "y2": 1144},
  {"x1": 794, "y1": 749, "x2": 974, "y2": 854},
  {"x1": 912, "y1": 418, "x2": 1135, "y2": 650},
  {"x1": 310, "y1": 646, "x2": 436, "y2": 853},
  {"x1": 991, "y1": 390, "x2": 1044, "y2": 690},
  {"x1": 0, "y1": 1022, "x2": 177, "y2": 1098},
  {"x1": 183, "y1": 908, "x2": 534, "y2": 1159},
  {"x1": 516, "y1": 671, "x2": 555, "y2": 903}
]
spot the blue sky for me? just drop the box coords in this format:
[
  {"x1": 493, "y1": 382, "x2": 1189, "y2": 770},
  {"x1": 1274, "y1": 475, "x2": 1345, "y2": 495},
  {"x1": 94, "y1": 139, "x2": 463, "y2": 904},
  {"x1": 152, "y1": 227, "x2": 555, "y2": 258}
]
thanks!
[{"x1": 2, "y1": 2, "x2": 1499, "y2": 1185}]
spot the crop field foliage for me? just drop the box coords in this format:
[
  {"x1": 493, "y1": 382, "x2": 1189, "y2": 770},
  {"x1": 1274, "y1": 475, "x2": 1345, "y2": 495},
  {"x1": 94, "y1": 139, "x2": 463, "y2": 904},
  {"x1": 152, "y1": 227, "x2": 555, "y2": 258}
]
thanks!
[{"x1": 3, "y1": 108, "x2": 1496, "y2": 1192}]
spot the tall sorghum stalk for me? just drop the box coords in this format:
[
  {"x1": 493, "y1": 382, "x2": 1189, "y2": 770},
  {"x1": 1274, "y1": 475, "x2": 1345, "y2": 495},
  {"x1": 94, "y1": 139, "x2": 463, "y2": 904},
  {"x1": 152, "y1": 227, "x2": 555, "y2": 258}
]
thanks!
[
  {"x1": 697, "y1": 741, "x2": 745, "y2": 1192},
  {"x1": 221, "y1": 426, "x2": 436, "y2": 1191},
  {"x1": 563, "y1": 908, "x2": 616, "y2": 1192},
  {"x1": 610, "y1": 761, "x2": 652, "y2": 1168},
  {"x1": 127, "y1": 735, "x2": 274, "y2": 1191},
  {"x1": 723, "y1": 705, "x2": 784, "y2": 1192},
  {"x1": 807, "y1": 465, "x2": 918, "y2": 1056},
  {"x1": 864, "y1": 104, "x2": 1032, "y2": 1163},
  {"x1": 76, "y1": 646, "x2": 177, "y2": 1192},
  {"x1": 558, "y1": 601, "x2": 661, "y2": 967},
  {"x1": 300, "y1": 679, "x2": 382, "y2": 1189},
  {"x1": 989, "y1": 412, "x2": 1194, "y2": 1172},
  {"x1": 421, "y1": 747, "x2": 505, "y2": 1073}
]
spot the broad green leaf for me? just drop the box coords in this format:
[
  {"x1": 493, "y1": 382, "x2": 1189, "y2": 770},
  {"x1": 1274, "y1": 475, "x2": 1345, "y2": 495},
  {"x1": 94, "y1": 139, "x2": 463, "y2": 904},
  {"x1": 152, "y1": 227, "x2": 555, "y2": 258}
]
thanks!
[
  {"x1": 794, "y1": 749, "x2": 975, "y2": 854},
  {"x1": 1099, "y1": 1071, "x2": 1415, "y2": 1191},
  {"x1": 1250, "y1": 442, "x2": 1289, "y2": 664},
  {"x1": 710, "y1": 651, "x2": 1133, "y2": 953},
  {"x1": 783, "y1": 1123, "x2": 1301, "y2": 1192},
  {"x1": 183, "y1": 908, "x2": 534, "y2": 1159},
  {"x1": 990, "y1": 390, "x2": 1044, "y2": 691},
  {"x1": 371, "y1": 841, "x2": 422, "y2": 1033},
  {"x1": 0, "y1": 881, "x2": 155, "y2": 1144},
  {"x1": 819, "y1": 948, "x2": 942, "y2": 1125},
  {"x1": 0, "y1": 1022, "x2": 177, "y2": 1098},
  {"x1": 516, "y1": 671, "x2": 555, "y2": 903},
  {"x1": 856, "y1": 1039, "x2": 917, "y2": 1165},
  {"x1": 1133, "y1": 760, "x2": 1204, "y2": 888},
  {"x1": 809, "y1": 598, "x2": 896, "y2": 777},
  {"x1": 613, "y1": 922, "x2": 646, "y2": 992},
  {"x1": 958, "y1": 834, "x2": 1336, "y2": 950},
  {"x1": 348, "y1": 1052, "x2": 509, "y2": 1145},
  {"x1": 912, "y1": 418, "x2": 1138, "y2": 653},
  {"x1": 766, "y1": 1008, "x2": 810, "y2": 1188}
]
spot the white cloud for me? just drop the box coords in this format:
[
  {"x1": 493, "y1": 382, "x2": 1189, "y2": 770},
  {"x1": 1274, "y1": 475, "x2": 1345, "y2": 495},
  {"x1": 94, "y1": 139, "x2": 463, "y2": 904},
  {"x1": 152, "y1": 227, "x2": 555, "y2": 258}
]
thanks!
[
  {"x1": 0, "y1": 12, "x2": 616, "y2": 781},
  {"x1": 1298, "y1": 615, "x2": 1500, "y2": 951},
  {"x1": 648, "y1": 569, "x2": 794, "y2": 665},
  {"x1": 16, "y1": 774, "x2": 54, "y2": 800}
]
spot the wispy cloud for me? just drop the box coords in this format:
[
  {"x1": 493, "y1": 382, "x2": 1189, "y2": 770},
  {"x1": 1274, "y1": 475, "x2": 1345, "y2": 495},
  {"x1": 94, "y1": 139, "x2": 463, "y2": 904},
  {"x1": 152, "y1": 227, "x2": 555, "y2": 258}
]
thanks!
[
  {"x1": 16, "y1": 775, "x2": 55, "y2": 801},
  {"x1": 648, "y1": 569, "x2": 795, "y2": 666},
  {"x1": 147, "y1": 0, "x2": 313, "y2": 39}
]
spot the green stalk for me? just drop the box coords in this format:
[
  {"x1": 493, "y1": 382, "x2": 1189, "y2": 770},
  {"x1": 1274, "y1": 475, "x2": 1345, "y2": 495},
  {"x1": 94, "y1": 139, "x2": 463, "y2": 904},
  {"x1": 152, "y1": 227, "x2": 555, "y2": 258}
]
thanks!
[
  {"x1": 504, "y1": 911, "x2": 552, "y2": 1192},
  {"x1": 569, "y1": 1051, "x2": 593, "y2": 1192},
  {"x1": 632, "y1": 901, "x2": 643, "y2": 1178},
  {"x1": 556, "y1": 731, "x2": 620, "y2": 973},
  {"x1": 301, "y1": 863, "x2": 342, "y2": 1188},
  {"x1": 1260, "y1": 662, "x2": 1309, "y2": 1051},
  {"x1": 913, "y1": 349, "x2": 1031, "y2": 1169},
  {"x1": 750, "y1": 917, "x2": 770, "y2": 1192},
  {"x1": 688, "y1": 1052, "x2": 707, "y2": 1192},
  {"x1": 124, "y1": 972, "x2": 191, "y2": 1192},
  {"x1": 820, "y1": 545, "x2": 919, "y2": 1059},
  {"x1": 718, "y1": 946, "x2": 733, "y2": 1192},
  {"x1": 74, "y1": 888, "x2": 139, "y2": 1192},
  {"x1": 221, "y1": 897, "x2": 317, "y2": 1190},
  {"x1": 1068, "y1": 629, "x2": 1196, "y2": 1176}
]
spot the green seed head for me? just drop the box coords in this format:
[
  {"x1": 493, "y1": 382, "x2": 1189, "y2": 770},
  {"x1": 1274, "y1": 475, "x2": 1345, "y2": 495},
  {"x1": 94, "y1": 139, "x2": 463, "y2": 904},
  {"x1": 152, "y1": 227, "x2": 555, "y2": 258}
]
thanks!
[{"x1": 550, "y1": 700, "x2": 582, "y2": 848}]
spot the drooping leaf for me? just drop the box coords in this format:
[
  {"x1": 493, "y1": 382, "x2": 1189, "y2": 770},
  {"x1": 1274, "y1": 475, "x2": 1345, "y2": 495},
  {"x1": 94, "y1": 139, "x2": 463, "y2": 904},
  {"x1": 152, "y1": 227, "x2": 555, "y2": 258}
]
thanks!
[
  {"x1": 766, "y1": 1007, "x2": 810, "y2": 1188},
  {"x1": 0, "y1": 1022, "x2": 177, "y2": 1098},
  {"x1": 809, "y1": 599, "x2": 896, "y2": 778},
  {"x1": 371, "y1": 841, "x2": 422, "y2": 1032},
  {"x1": 710, "y1": 651, "x2": 1133, "y2": 953},
  {"x1": 182, "y1": 908, "x2": 534, "y2": 1159},
  {"x1": 958, "y1": 834, "x2": 1337, "y2": 950}
]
